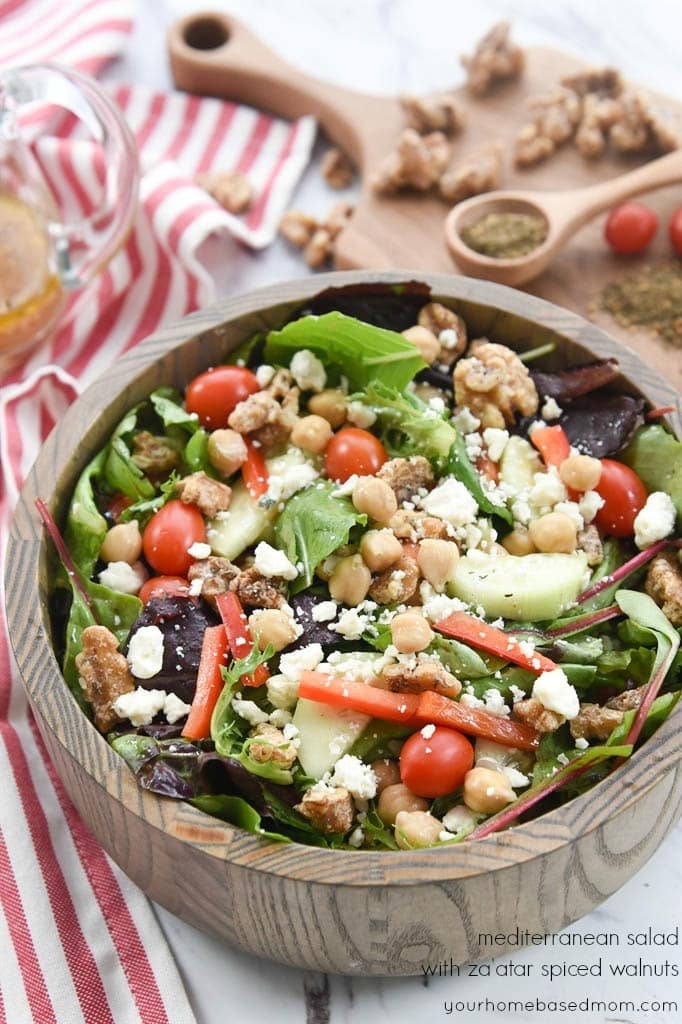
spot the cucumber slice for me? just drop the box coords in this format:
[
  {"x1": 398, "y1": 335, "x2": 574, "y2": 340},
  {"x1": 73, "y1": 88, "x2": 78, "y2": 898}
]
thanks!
[
  {"x1": 452, "y1": 551, "x2": 588, "y2": 621},
  {"x1": 293, "y1": 698, "x2": 370, "y2": 780},
  {"x1": 499, "y1": 436, "x2": 542, "y2": 493},
  {"x1": 206, "y1": 482, "x2": 273, "y2": 560}
]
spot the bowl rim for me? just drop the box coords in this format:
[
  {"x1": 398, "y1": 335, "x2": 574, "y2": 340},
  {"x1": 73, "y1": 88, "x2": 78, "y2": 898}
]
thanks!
[{"x1": 6, "y1": 269, "x2": 682, "y2": 887}]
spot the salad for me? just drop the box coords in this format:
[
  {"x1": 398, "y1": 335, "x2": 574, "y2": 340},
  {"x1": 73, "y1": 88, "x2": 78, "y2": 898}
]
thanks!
[{"x1": 43, "y1": 287, "x2": 682, "y2": 851}]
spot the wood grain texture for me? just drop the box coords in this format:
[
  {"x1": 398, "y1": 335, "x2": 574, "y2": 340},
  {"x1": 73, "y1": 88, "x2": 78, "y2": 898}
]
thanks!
[
  {"x1": 169, "y1": 12, "x2": 682, "y2": 389},
  {"x1": 5, "y1": 271, "x2": 682, "y2": 975}
]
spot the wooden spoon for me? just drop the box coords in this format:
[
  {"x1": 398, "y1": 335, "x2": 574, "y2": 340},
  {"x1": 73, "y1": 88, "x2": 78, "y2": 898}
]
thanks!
[{"x1": 445, "y1": 148, "x2": 682, "y2": 286}]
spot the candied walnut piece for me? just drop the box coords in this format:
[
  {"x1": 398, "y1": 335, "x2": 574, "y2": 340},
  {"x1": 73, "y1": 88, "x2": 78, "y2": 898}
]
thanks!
[
  {"x1": 577, "y1": 524, "x2": 603, "y2": 567},
  {"x1": 296, "y1": 786, "x2": 354, "y2": 834},
  {"x1": 439, "y1": 142, "x2": 503, "y2": 204},
  {"x1": 513, "y1": 697, "x2": 564, "y2": 733},
  {"x1": 232, "y1": 566, "x2": 285, "y2": 610},
  {"x1": 574, "y1": 94, "x2": 620, "y2": 159},
  {"x1": 279, "y1": 210, "x2": 318, "y2": 248},
  {"x1": 321, "y1": 147, "x2": 354, "y2": 189},
  {"x1": 187, "y1": 556, "x2": 239, "y2": 606},
  {"x1": 417, "y1": 301, "x2": 468, "y2": 364},
  {"x1": 249, "y1": 723, "x2": 298, "y2": 769},
  {"x1": 400, "y1": 92, "x2": 464, "y2": 136},
  {"x1": 606, "y1": 686, "x2": 645, "y2": 712},
  {"x1": 228, "y1": 372, "x2": 299, "y2": 450},
  {"x1": 569, "y1": 703, "x2": 624, "y2": 742},
  {"x1": 304, "y1": 227, "x2": 333, "y2": 269},
  {"x1": 369, "y1": 554, "x2": 420, "y2": 604},
  {"x1": 325, "y1": 201, "x2": 353, "y2": 240},
  {"x1": 131, "y1": 431, "x2": 180, "y2": 477},
  {"x1": 390, "y1": 509, "x2": 450, "y2": 541},
  {"x1": 645, "y1": 550, "x2": 682, "y2": 626},
  {"x1": 514, "y1": 87, "x2": 581, "y2": 167},
  {"x1": 454, "y1": 339, "x2": 538, "y2": 429},
  {"x1": 560, "y1": 68, "x2": 623, "y2": 99},
  {"x1": 378, "y1": 456, "x2": 435, "y2": 504},
  {"x1": 382, "y1": 660, "x2": 461, "y2": 698},
  {"x1": 75, "y1": 625, "x2": 134, "y2": 733},
  {"x1": 176, "y1": 471, "x2": 232, "y2": 519},
  {"x1": 609, "y1": 89, "x2": 680, "y2": 154},
  {"x1": 196, "y1": 170, "x2": 253, "y2": 214},
  {"x1": 514, "y1": 122, "x2": 556, "y2": 168},
  {"x1": 372, "y1": 129, "x2": 450, "y2": 194},
  {"x1": 461, "y1": 21, "x2": 524, "y2": 97}
]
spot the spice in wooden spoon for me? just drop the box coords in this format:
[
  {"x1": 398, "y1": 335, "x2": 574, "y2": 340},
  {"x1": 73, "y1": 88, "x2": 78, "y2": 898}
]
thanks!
[{"x1": 460, "y1": 210, "x2": 548, "y2": 259}]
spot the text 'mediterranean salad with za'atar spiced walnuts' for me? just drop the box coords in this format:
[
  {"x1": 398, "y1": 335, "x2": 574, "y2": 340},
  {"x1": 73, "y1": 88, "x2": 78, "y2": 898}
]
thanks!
[{"x1": 41, "y1": 289, "x2": 682, "y2": 851}]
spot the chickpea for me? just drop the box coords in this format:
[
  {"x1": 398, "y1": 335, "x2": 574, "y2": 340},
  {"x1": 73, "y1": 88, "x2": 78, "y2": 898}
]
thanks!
[
  {"x1": 390, "y1": 611, "x2": 433, "y2": 654},
  {"x1": 371, "y1": 759, "x2": 402, "y2": 794},
  {"x1": 502, "y1": 528, "x2": 536, "y2": 556},
  {"x1": 248, "y1": 608, "x2": 299, "y2": 652},
  {"x1": 463, "y1": 766, "x2": 515, "y2": 814},
  {"x1": 290, "y1": 414, "x2": 333, "y2": 454},
  {"x1": 360, "y1": 529, "x2": 403, "y2": 572},
  {"x1": 352, "y1": 476, "x2": 398, "y2": 525},
  {"x1": 559, "y1": 454, "x2": 602, "y2": 492},
  {"x1": 100, "y1": 521, "x2": 142, "y2": 565},
  {"x1": 308, "y1": 388, "x2": 347, "y2": 429},
  {"x1": 528, "y1": 511, "x2": 577, "y2": 554},
  {"x1": 207, "y1": 428, "x2": 248, "y2": 477},
  {"x1": 377, "y1": 783, "x2": 428, "y2": 827},
  {"x1": 401, "y1": 325, "x2": 440, "y2": 364},
  {"x1": 395, "y1": 810, "x2": 442, "y2": 849},
  {"x1": 417, "y1": 538, "x2": 459, "y2": 591},
  {"x1": 328, "y1": 553, "x2": 372, "y2": 605}
]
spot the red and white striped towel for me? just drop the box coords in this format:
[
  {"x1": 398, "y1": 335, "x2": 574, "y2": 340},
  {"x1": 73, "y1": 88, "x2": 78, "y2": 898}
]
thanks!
[{"x1": 0, "y1": 1, "x2": 316, "y2": 1021}]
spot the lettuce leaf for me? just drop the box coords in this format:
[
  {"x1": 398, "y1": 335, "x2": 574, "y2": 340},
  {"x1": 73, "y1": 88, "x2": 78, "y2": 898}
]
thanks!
[
  {"x1": 264, "y1": 312, "x2": 426, "y2": 391},
  {"x1": 274, "y1": 481, "x2": 366, "y2": 592},
  {"x1": 352, "y1": 381, "x2": 456, "y2": 470},
  {"x1": 623, "y1": 424, "x2": 682, "y2": 518},
  {"x1": 446, "y1": 432, "x2": 513, "y2": 525}
]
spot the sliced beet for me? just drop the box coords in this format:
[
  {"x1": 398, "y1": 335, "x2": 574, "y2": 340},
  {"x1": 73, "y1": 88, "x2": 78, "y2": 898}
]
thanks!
[
  {"x1": 559, "y1": 393, "x2": 644, "y2": 457},
  {"x1": 126, "y1": 595, "x2": 218, "y2": 702},
  {"x1": 288, "y1": 592, "x2": 344, "y2": 650},
  {"x1": 531, "y1": 359, "x2": 620, "y2": 402}
]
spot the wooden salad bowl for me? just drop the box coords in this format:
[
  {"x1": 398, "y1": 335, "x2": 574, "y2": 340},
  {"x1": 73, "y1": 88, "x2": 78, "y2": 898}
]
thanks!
[{"x1": 6, "y1": 271, "x2": 682, "y2": 975}]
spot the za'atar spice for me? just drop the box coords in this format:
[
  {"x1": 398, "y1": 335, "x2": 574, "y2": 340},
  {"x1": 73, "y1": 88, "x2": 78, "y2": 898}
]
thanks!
[
  {"x1": 460, "y1": 210, "x2": 548, "y2": 259},
  {"x1": 600, "y1": 262, "x2": 682, "y2": 346}
]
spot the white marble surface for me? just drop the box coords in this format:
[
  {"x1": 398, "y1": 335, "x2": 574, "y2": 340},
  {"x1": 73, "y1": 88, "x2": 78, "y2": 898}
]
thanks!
[{"x1": 104, "y1": 2, "x2": 682, "y2": 1021}]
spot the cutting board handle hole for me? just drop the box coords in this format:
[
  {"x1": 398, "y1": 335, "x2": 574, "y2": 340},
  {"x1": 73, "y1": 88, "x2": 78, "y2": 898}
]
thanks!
[{"x1": 183, "y1": 16, "x2": 230, "y2": 51}]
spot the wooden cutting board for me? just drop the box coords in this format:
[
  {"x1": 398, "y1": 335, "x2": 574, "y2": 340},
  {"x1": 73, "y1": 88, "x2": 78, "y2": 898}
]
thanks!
[{"x1": 169, "y1": 11, "x2": 682, "y2": 390}]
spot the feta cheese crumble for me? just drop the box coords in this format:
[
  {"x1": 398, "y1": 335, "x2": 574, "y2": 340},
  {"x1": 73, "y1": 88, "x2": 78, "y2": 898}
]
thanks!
[
  {"x1": 420, "y1": 723, "x2": 436, "y2": 739},
  {"x1": 113, "y1": 688, "x2": 166, "y2": 726},
  {"x1": 541, "y1": 396, "x2": 562, "y2": 421},
  {"x1": 255, "y1": 364, "x2": 276, "y2": 388},
  {"x1": 579, "y1": 489, "x2": 605, "y2": 524},
  {"x1": 253, "y1": 541, "x2": 298, "y2": 580},
  {"x1": 279, "y1": 643, "x2": 325, "y2": 680},
  {"x1": 231, "y1": 698, "x2": 269, "y2": 726},
  {"x1": 266, "y1": 674, "x2": 300, "y2": 710},
  {"x1": 441, "y1": 805, "x2": 478, "y2": 834},
  {"x1": 346, "y1": 401, "x2": 376, "y2": 428},
  {"x1": 482, "y1": 427, "x2": 509, "y2": 463},
  {"x1": 419, "y1": 477, "x2": 478, "y2": 528},
  {"x1": 290, "y1": 349, "x2": 326, "y2": 392},
  {"x1": 127, "y1": 625, "x2": 164, "y2": 679},
  {"x1": 98, "y1": 560, "x2": 147, "y2": 595},
  {"x1": 187, "y1": 541, "x2": 211, "y2": 560},
  {"x1": 312, "y1": 600, "x2": 338, "y2": 622},
  {"x1": 532, "y1": 668, "x2": 579, "y2": 720},
  {"x1": 163, "y1": 692, "x2": 192, "y2": 724},
  {"x1": 328, "y1": 755, "x2": 377, "y2": 800},
  {"x1": 633, "y1": 491, "x2": 676, "y2": 550}
]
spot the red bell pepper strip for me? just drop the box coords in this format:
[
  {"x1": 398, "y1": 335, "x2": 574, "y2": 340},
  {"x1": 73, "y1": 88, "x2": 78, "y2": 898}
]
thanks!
[
  {"x1": 298, "y1": 672, "x2": 540, "y2": 750},
  {"x1": 298, "y1": 671, "x2": 419, "y2": 722},
  {"x1": 530, "y1": 424, "x2": 571, "y2": 469},
  {"x1": 435, "y1": 611, "x2": 559, "y2": 675},
  {"x1": 242, "y1": 438, "x2": 269, "y2": 499},
  {"x1": 183, "y1": 626, "x2": 229, "y2": 739},
  {"x1": 216, "y1": 591, "x2": 269, "y2": 688}
]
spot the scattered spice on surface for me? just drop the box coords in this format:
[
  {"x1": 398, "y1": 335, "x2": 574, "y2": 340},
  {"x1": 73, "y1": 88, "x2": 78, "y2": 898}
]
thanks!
[
  {"x1": 460, "y1": 211, "x2": 548, "y2": 259},
  {"x1": 600, "y1": 262, "x2": 682, "y2": 346}
]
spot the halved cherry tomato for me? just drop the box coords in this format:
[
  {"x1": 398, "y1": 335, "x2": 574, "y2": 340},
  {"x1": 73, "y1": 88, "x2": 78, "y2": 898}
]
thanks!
[
  {"x1": 604, "y1": 203, "x2": 658, "y2": 256},
  {"x1": 108, "y1": 493, "x2": 132, "y2": 523},
  {"x1": 139, "y1": 575, "x2": 190, "y2": 604},
  {"x1": 142, "y1": 500, "x2": 206, "y2": 576},
  {"x1": 594, "y1": 459, "x2": 648, "y2": 538},
  {"x1": 325, "y1": 427, "x2": 387, "y2": 482},
  {"x1": 185, "y1": 366, "x2": 260, "y2": 429},
  {"x1": 669, "y1": 207, "x2": 682, "y2": 256},
  {"x1": 399, "y1": 726, "x2": 474, "y2": 799}
]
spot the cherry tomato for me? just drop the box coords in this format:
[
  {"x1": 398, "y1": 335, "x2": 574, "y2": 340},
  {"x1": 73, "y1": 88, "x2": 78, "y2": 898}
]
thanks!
[
  {"x1": 142, "y1": 500, "x2": 206, "y2": 576},
  {"x1": 594, "y1": 459, "x2": 648, "y2": 538},
  {"x1": 108, "y1": 493, "x2": 132, "y2": 523},
  {"x1": 399, "y1": 726, "x2": 474, "y2": 799},
  {"x1": 604, "y1": 203, "x2": 658, "y2": 255},
  {"x1": 185, "y1": 366, "x2": 260, "y2": 429},
  {"x1": 669, "y1": 207, "x2": 682, "y2": 256},
  {"x1": 139, "y1": 575, "x2": 190, "y2": 604},
  {"x1": 324, "y1": 427, "x2": 387, "y2": 482}
]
